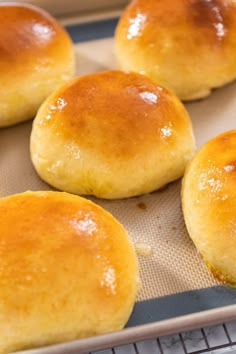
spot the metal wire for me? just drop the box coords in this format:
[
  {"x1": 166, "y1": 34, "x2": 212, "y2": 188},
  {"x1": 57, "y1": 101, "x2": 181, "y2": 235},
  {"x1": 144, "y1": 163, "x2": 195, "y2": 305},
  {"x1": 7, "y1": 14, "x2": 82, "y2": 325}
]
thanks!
[
  {"x1": 91, "y1": 322, "x2": 236, "y2": 354},
  {"x1": 201, "y1": 328, "x2": 210, "y2": 350},
  {"x1": 179, "y1": 333, "x2": 188, "y2": 354},
  {"x1": 157, "y1": 338, "x2": 164, "y2": 354}
]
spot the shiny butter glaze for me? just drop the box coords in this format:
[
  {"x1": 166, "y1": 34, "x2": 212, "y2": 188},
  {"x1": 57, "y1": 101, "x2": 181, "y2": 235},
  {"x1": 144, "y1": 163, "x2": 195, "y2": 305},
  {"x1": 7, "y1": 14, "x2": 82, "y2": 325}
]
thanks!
[
  {"x1": 182, "y1": 130, "x2": 236, "y2": 286},
  {"x1": 0, "y1": 191, "x2": 138, "y2": 352},
  {"x1": 0, "y1": 3, "x2": 74, "y2": 127},
  {"x1": 184, "y1": 130, "x2": 236, "y2": 221},
  {"x1": 120, "y1": 0, "x2": 233, "y2": 45},
  {"x1": 195, "y1": 131, "x2": 236, "y2": 204},
  {"x1": 0, "y1": 3, "x2": 72, "y2": 77},
  {"x1": 115, "y1": 0, "x2": 236, "y2": 100},
  {"x1": 37, "y1": 70, "x2": 191, "y2": 161},
  {"x1": 191, "y1": 0, "x2": 228, "y2": 39},
  {"x1": 31, "y1": 70, "x2": 195, "y2": 199}
]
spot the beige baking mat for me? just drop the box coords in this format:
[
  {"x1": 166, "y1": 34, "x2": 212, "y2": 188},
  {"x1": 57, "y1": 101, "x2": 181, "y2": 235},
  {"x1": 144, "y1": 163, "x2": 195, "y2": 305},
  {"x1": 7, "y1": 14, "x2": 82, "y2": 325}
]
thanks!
[{"x1": 0, "y1": 38, "x2": 235, "y2": 302}]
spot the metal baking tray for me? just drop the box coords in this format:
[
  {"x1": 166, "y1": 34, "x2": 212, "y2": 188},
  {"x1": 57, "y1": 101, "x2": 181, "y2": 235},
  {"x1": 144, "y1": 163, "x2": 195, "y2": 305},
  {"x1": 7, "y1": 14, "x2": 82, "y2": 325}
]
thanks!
[{"x1": 1, "y1": 16, "x2": 235, "y2": 354}]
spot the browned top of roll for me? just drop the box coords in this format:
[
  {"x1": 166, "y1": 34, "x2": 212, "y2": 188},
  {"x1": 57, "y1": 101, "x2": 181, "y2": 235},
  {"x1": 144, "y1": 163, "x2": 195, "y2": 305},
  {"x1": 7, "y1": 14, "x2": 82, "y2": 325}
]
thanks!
[
  {"x1": 117, "y1": 0, "x2": 235, "y2": 47},
  {"x1": 0, "y1": 2, "x2": 72, "y2": 78},
  {"x1": 115, "y1": 0, "x2": 236, "y2": 100},
  {"x1": 185, "y1": 130, "x2": 236, "y2": 206},
  {"x1": 0, "y1": 191, "x2": 138, "y2": 353},
  {"x1": 182, "y1": 130, "x2": 236, "y2": 285},
  {"x1": 37, "y1": 70, "x2": 191, "y2": 161}
]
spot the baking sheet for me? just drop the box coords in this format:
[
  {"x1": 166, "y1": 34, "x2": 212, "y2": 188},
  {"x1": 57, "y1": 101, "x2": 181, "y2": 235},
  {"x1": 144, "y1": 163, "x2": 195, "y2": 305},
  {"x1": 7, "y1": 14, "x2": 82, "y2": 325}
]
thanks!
[{"x1": 1, "y1": 19, "x2": 236, "y2": 353}]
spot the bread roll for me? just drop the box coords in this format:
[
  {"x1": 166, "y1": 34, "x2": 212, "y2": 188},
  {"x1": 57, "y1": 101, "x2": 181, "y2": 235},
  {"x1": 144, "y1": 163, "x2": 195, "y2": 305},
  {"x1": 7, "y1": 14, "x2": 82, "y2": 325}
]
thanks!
[
  {"x1": 0, "y1": 191, "x2": 139, "y2": 354},
  {"x1": 0, "y1": 3, "x2": 75, "y2": 127},
  {"x1": 115, "y1": 0, "x2": 236, "y2": 100},
  {"x1": 182, "y1": 130, "x2": 236, "y2": 286},
  {"x1": 30, "y1": 70, "x2": 195, "y2": 199}
]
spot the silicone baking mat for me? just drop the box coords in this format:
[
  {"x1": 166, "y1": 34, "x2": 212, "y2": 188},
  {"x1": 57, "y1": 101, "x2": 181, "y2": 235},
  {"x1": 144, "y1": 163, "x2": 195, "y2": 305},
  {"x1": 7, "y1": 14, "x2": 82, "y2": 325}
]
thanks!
[{"x1": 1, "y1": 17, "x2": 236, "y2": 354}]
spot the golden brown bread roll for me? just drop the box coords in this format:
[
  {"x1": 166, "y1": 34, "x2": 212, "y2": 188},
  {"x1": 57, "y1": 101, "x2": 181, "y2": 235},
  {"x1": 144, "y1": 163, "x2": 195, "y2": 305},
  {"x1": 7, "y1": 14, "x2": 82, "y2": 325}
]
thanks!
[
  {"x1": 30, "y1": 70, "x2": 195, "y2": 199},
  {"x1": 0, "y1": 191, "x2": 139, "y2": 354},
  {"x1": 0, "y1": 2, "x2": 75, "y2": 127},
  {"x1": 182, "y1": 130, "x2": 236, "y2": 286},
  {"x1": 115, "y1": 0, "x2": 236, "y2": 100}
]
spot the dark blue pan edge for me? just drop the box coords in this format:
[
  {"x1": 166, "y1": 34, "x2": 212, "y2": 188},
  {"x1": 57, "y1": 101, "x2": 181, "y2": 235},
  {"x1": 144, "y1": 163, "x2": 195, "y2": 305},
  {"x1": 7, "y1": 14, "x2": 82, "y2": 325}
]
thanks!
[
  {"x1": 66, "y1": 18, "x2": 118, "y2": 43},
  {"x1": 127, "y1": 285, "x2": 236, "y2": 327}
]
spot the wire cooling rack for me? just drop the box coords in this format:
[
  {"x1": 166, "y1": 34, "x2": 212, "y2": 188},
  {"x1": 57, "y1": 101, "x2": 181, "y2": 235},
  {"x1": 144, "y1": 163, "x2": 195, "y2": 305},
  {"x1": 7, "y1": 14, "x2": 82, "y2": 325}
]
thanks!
[{"x1": 90, "y1": 320, "x2": 236, "y2": 354}]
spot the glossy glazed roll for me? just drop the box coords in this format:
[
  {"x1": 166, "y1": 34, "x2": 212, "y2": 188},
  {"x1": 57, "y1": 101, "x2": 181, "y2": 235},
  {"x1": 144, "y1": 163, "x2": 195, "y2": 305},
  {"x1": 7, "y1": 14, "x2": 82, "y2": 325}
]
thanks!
[
  {"x1": 0, "y1": 2, "x2": 75, "y2": 127},
  {"x1": 30, "y1": 70, "x2": 195, "y2": 199},
  {"x1": 182, "y1": 130, "x2": 236, "y2": 285},
  {"x1": 0, "y1": 191, "x2": 139, "y2": 354},
  {"x1": 115, "y1": 0, "x2": 236, "y2": 100}
]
